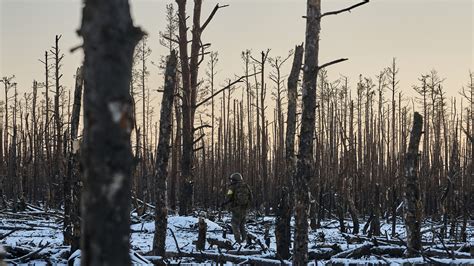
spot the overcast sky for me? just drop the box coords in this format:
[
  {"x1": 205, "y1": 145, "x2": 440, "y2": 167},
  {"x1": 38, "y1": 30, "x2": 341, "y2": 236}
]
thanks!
[{"x1": 1, "y1": 0, "x2": 473, "y2": 101}]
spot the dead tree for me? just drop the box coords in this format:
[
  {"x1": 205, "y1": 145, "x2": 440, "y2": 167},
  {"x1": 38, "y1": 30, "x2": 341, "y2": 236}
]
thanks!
[
  {"x1": 293, "y1": 1, "x2": 322, "y2": 263},
  {"x1": 78, "y1": 0, "x2": 143, "y2": 264},
  {"x1": 175, "y1": 0, "x2": 228, "y2": 215},
  {"x1": 1, "y1": 76, "x2": 15, "y2": 165},
  {"x1": 251, "y1": 49, "x2": 270, "y2": 213},
  {"x1": 51, "y1": 35, "x2": 64, "y2": 208},
  {"x1": 135, "y1": 35, "x2": 152, "y2": 202},
  {"x1": 404, "y1": 112, "x2": 423, "y2": 256},
  {"x1": 206, "y1": 51, "x2": 218, "y2": 208},
  {"x1": 153, "y1": 51, "x2": 177, "y2": 256},
  {"x1": 1, "y1": 76, "x2": 15, "y2": 200},
  {"x1": 38, "y1": 51, "x2": 54, "y2": 207},
  {"x1": 275, "y1": 44, "x2": 303, "y2": 260},
  {"x1": 294, "y1": 0, "x2": 368, "y2": 264},
  {"x1": 66, "y1": 66, "x2": 83, "y2": 253},
  {"x1": 0, "y1": 101, "x2": 3, "y2": 200},
  {"x1": 11, "y1": 83, "x2": 20, "y2": 210}
]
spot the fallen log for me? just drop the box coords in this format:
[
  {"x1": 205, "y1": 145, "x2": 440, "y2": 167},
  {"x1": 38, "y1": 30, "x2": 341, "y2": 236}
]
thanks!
[
  {"x1": 0, "y1": 230, "x2": 17, "y2": 240},
  {"x1": 0, "y1": 226, "x2": 35, "y2": 231},
  {"x1": 25, "y1": 203, "x2": 44, "y2": 212},
  {"x1": 131, "y1": 196, "x2": 156, "y2": 210},
  {"x1": 207, "y1": 238, "x2": 233, "y2": 250},
  {"x1": 424, "y1": 248, "x2": 472, "y2": 259},
  {"x1": 226, "y1": 250, "x2": 263, "y2": 256},
  {"x1": 456, "y1": 243, "x2": 472, "y2": 253},
  {"x1": 1, "y1": 211, "x2": 63, "y2": 220},
  {"x1": 4, "y1": 242, "x2": 50, "y2": 263},
  {"x1": 309, "y1": 248, "x2": 339, "y2": 260},
  {"x1": 150, "y1": 251, "x2": 290, "y2": 265},
  {"x1": 333, "y1": 243, "x2": 373, "y2": 259},
  {"x1": 370, "y1": 246, "x2": 405, "y2": 257},
  {"x1": 3, "y1": 245, "x2": 32, "y2": 258}
]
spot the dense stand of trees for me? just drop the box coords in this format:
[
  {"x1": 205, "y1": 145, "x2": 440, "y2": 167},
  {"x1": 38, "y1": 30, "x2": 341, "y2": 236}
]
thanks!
[{"x1": 0, "y1": 0, "x2": 473, "y2": 264}]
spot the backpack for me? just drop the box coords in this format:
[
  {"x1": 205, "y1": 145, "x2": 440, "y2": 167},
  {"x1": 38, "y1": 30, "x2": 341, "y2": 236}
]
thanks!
[{"x1": 234, "y1": 183, "x2": 252, "y2": 207}]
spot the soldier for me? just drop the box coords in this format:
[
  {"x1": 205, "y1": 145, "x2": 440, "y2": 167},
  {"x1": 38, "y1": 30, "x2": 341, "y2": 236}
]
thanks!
[{"x1": 222, "y1": 172, "x2": 252, "y2": 244}]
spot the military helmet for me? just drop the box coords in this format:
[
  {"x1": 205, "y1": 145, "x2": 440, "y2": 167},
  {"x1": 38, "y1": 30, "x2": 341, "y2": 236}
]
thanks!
[{"x1": 229, "y1": 172, "x2": 243, "y2": 182}]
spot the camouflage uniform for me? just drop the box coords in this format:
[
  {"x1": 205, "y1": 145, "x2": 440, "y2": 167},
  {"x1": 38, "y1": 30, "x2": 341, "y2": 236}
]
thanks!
[{"x1": 224, "y1": 173, "x2": 252, "y2": 243}]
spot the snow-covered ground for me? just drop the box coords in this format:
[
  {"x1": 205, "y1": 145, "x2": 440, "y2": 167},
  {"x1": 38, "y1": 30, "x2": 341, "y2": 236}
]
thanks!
[{"x1": 1, "y1": 208, "x2": 473, "y2": 265}]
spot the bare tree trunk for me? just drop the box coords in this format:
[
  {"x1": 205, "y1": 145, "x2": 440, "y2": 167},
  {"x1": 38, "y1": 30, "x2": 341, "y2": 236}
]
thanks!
[
  {"x1": 153, "y1": 51, "x2": 177, "y2": 256},
  {"x1": 0, "y1": 102, "x2": 3, "y2": 202},
  {"x1": 404, "y1": 112, "x2": 423, "y2": 256},
  {"x1": 294, "y1": 1, "x2": 321, "y2": 264},
  {"x1": 170, "y1": 98, "x2": 181, "y2": 211},
  {"x1": 79, "y1": 0, "x2": 143, "y2": 264},
  {"x1": 275, "y1": 44, "x2": 303, "y2": 260},
  {"x1": 67, "y1": 66, "x2": 83, "y2": 253},
  {"x1": 176, "y1": 0, "x2": 193, "y2": 215},
  {"x1": 31, "y1": 81, "x2": 38, "y2": 202},
  {"x1": 52, "y1": 35, "x2": 64, "y2": 208}
]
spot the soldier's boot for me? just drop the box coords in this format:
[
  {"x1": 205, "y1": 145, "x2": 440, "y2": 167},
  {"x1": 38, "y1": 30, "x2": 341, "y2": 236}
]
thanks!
[
  {"x1": 240, "y1": 218, "x2": 247, "y2": 242},
  {"x1": 232, "y1": 222, "x2": 242, "y2": 243}
]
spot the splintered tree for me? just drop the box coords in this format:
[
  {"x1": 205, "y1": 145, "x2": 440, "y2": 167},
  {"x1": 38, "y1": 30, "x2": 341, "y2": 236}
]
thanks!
[
  {"x1": 153, "y1": 51, "x2": 177, "y2": 256},
  {"x1": 66, "y1": 66, "x2": 83, "y2": 253},
  {"x1": 275, "y1": 44, "x2": 304, "y2": 260},
  {"x1": 404, "y1": 112, "x2": 423, "y2": 256},
  {"x1": 78, "y1": 0, "x2": 143, "y2": 264},
  {"x1": 1, "y1": 76, "x2": 16, "y2": 202}
]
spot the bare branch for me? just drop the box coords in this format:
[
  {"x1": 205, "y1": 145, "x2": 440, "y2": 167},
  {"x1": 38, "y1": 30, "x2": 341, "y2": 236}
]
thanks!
[
  {"x1": 193, "y1": 146, "x2": 204, "y2": 152},
  {"x1": 201, "y1": 4, "x2": 229, "y2": 32},
  {"x1": 193, "y1": 133, "x2": 205, "y2": 144},
  {"x1": 194, "y1": 124, "x2": 212, "y2": 132},
  {"x1": 162, "y1": 34, "x2": 180, "y2": 45},
  {"x1": 195, "y1": 72, "x2": 260, "y2": 109},
  {"x1": 70, "y1": 44, "x2": 83, "y2": 53},
  {"x1": 320, "y1": 0, "x2": 369, "y2": 19},
  {"x1": 318, "y1": 58, "x2": 349, "y2": 70}
]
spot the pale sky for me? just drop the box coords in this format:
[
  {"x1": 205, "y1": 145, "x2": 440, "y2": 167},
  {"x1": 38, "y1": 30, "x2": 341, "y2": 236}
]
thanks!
[{"x1": 1, "y1": 0, "x2": 473, "y2": 103}]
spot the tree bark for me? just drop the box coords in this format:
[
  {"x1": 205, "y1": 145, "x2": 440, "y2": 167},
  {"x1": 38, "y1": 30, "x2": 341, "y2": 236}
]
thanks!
[
  {"x1": 294, "y1": 0, "x2": 321, "y2": 264},
  {"x1": 78, "y1": 0, "x2": 143, "y2": 265},
  {"x1": 404, "y1": 112, "x2": 423, "y2": 256},
  {"x1": 68, "y1": 66, "x2": 83, "y2": 253},
  {"x1": 53, "y1": 35, "x2": 64, "y2": 208},
  {"x1": 153, "y1": 51, "x2": 177, "y2": 256},
  {"x1": 275, "y1": 44, "x2": 303, "y2": 260},
  {"x1": 176, "y1": 0, "x2": 193, "y2": 215}
]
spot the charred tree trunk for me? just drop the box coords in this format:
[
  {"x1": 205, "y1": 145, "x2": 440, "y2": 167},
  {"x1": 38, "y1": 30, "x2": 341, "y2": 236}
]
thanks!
[
  {"x1": 153, "y1": 51, "x2": 177, "y2": 256},
  {"x1": 79, "y1": 0, "x2": 143, "y2": 264},
  {"x1": 275, "y1": 44, "x2": 303, "y2": 260},
  {"x1": 404, "y1": 112, "x2": 423, "y2": 256},
  {"x1": 66, "y1": 66, "x2": 83, "y2": 253},
  {"x1": 176, "y1": 0, "x2": 193, "y2": 215},
  {"x1": 52, "y1": 35, "x2": 64, "y2": 208},
  {"x1": 294, "y1": 1, "x2": 321, "y2": 264}
]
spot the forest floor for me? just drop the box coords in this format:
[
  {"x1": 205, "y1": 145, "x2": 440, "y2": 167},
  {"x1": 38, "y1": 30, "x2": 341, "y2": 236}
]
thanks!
[{"x1": 1, "y1": 204, "x2": 473, "y2": 265}]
